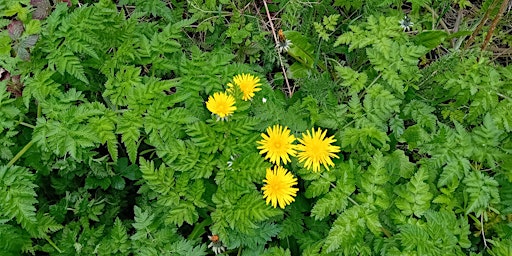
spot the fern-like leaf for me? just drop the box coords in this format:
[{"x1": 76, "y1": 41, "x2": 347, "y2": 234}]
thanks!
[
  {"x1": 395, "y1": 168, "x2": 433, "y2": 217},
  {"x1": 0, "y1": 165, "x2": 37, "y2": 230},
  {"x1": 463, "y1": 170, "x2": 500, "y2": 216}
]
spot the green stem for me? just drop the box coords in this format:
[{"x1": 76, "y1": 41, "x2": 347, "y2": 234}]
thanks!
[
  {"x1": 19, "y1": 122, "x2": 35, "y2": 129},
  {"x1": 188, "y1": 217, "x2": 212, "y2": 240},
  {"x1": 7, "y1": 140, "x2": 35, "y2": 168},
  {"x1": 347, "y1": 196, "x2": 359, "y2": 206},
  {"x1": 37, "y1": 104, "x2": 42, "y2": 118},
  {"x1": 380, "y1": 227, "x2": 392, "y2": 238},
  {"x1": 45, "y1": 236, "x2": 62, "y2": 253}
]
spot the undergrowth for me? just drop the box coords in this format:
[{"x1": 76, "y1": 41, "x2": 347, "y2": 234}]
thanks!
[{"x1": 1, "y1": 0, "x2": 512, "y2": 255}]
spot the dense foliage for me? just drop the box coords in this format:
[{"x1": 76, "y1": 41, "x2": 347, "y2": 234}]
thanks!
[{"x1": 1, "y1": 0, "x2": 512, "y2": 255}]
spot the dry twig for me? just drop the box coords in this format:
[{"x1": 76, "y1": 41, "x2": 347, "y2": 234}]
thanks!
[{"x1": 261, "y1": 0, "x2": 293, "y2": 97}]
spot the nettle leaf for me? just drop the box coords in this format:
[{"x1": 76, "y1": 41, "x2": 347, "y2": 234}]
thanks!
[
  {"x1": 394, "y1": 168, "x2": 433, "y2": 217},
  {"x1": 463, "y1": 170, "x2": 500, "y2": 217}
]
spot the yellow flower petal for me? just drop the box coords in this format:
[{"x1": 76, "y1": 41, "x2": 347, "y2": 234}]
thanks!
[
  {"x1": 262, "y1": 165, "x2": 298, "y2": 209},
  {"x1": 228, "y1": 73, "x2": 261, "y2": 101},
  {"x1": 296, "y1": 128, "x2": 340, "y2": 172},
  {"x1": 257, "y1": 124, "x2": 296, "y2": 165},
  {"x1": 206, "y1": 91, "x2": 236, "y2": 119}
]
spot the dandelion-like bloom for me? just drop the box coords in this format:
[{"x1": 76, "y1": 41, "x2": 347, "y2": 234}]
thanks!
[
  {"x1": 206, "y1": 91, "x2": 237, "y2": 120},
  {"x1": 296, "y1": 128, "x2": 341, "y2": 172},
  {"x1": 207, "y1": 234, "x2": 226, "y2": 255},
  {"x1": 257, "y1": 124, "x2": 296, "y2": 165},
  {"x1": 399, "y1": 15, "x2": 413, "y2": 32},
  {"x1": 228, "y1": 73, "x2": 261, "y2": 101},
  {"x1": 262, "y1": 165, "x2": 299, "y2": 209}
]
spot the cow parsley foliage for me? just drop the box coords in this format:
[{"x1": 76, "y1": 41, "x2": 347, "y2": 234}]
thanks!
[{"x1": 1, "y1": 0, "x2": 512, "y2": 255}]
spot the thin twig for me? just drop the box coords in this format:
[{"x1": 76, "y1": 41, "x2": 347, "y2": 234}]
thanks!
[
  {"x1": 464, "y1": 0, "x2": 500, "y2": 50},
  {"x1": 262, "y1": 0, "x2": 293, "y2": 97},
  {"x1": 481, "y1": 0, "x2": 511, "y2": 51},
  {"x1": 481, "y1": 214, "x2": 489, "y2": 249},
  {"x1": 452, "y1": 8, "x2": 464, "y2": 48},
  {"x1": 424, "y1": 5, "x2": 451, "y2": 34}
]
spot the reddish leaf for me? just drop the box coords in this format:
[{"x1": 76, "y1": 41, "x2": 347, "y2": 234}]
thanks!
[
  {"x1": 61, "y1": 0, "x2": 72, "y2": 7},
  {"x1": 21, "y1": 35, "x2": 39, "y2": 48},
  {"x1": 7, "y1": 75, "x2": 23, "y2": 97},
  {"x1": 8, "y1": 20, "x2": 24, "y2": 40},
  {"x1": 31, "y1": 0, "x2": 51, "y2": 20},
  {"x1": 0, "y1": 68, "x2": 11, "y2": 82}
]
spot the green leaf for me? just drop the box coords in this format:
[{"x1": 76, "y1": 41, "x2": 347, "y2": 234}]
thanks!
[
  {"x1": 414, "y1": 30, "x2": 448, "y2": 50},
  {"x1": 463, "y1": 170, "x2": 500, "y2": 216},
  {"x1": 0, "y1": 165, "x2": 37, "y2": 229},
  {"x1": 395, "y1": 168, "x2": 433, "y2": 217},
  {"x1": 117, "y1": 110, "x2": 142, "y2": 163},
  {"x1": 323, "y1": 205, "x2": 366, "y2": 253},
  {"x1": 335, "y1": 66, "x2": 367, "y2": 94},
  {"x1": 284, "y1": 31, "x2": 315, "y2": 69},
  {"x1": 311, "y1": 168, "x2": 355, "y2": 220}
]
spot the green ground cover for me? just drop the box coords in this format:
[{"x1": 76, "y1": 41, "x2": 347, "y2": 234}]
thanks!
[{"x1": 1, "y1": 0, "x2": 512, "y2": 255}]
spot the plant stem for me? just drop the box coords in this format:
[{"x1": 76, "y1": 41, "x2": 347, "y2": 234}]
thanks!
[
  {"x1": 464, "y1": 0, "x2": 500, "y2": 50},
  {"x1": 19, "y1": 121, "x2": 35, "y2": 129},
  {"x1": 262, "y1": 0, "x2": 293, "y2": 97},
  {"x1": 45, "y1": 236, "x2": 62, "y2": 253},
  {"x1": 481, "y1": 0, "x2": 511, "y2": 51},
  {"x1": 7, "y1": 140, "x2": 35, "y2": 168},
  {"x1": 481, "y1": 214, "x2": 488, "y2": 248},
  {"x1": 347, "y1": 196, "x2": 359, "y2": 206}
]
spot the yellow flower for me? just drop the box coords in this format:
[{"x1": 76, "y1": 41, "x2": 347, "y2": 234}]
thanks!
[
  {"x1": 206, "y1": 91, "x2": 237, "y2": 119},
  {"x1": 257, "y1": 124, "x2": 296, "y2": 165},
  {"x1": 296, "y1": 128, "x2": 340, "y2": 172},
  {"x1": 227, "y1": 73, "x2": 261, "y2": 101},
  {"x1": 262, "y1": 165, "x2": 299, "y2": 209}
]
